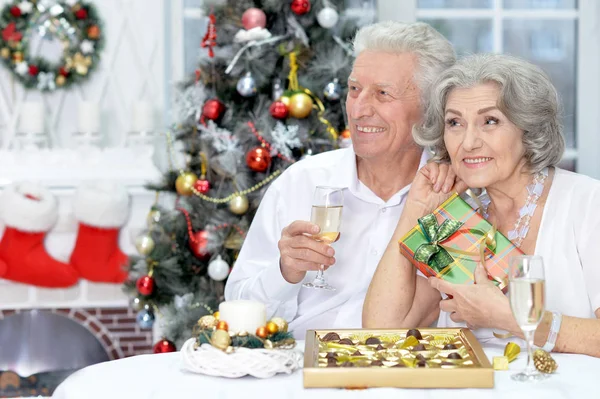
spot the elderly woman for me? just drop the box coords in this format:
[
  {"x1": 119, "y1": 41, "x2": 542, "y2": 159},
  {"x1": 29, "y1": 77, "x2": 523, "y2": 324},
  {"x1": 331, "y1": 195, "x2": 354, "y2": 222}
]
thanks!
[{"x1": 363, "y1": 53, "x2": 600, "y2": 358}]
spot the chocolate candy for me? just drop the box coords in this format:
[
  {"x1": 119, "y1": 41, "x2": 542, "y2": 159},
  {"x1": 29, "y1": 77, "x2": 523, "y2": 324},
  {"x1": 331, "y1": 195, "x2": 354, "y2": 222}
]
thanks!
[
  {"x1": 371, "y1": 360, "x2": 384, "y2": 367},
  {"x1": 338, "y1": 338, "x2": 353, "y2": 345},
  {"x1": 406, "y1": 329, "x2": 423, "y2": 340},
  {"x1": 448, "y1": 353, "x2": 462, "y2": 360},
  {"x1": 322, "y1": 332, "x2": 340, "y2": 341},
  {"x1": 416, "y1": 360, "x2": 427, "y2": 367},
  {"x1": 416, "y1": 354, "x2": 427, "y2": 362},
  {"x1": 352, "y1": 350, "x2": 362, "y2": 356},
  {"x1": 443, "y1": 344, "x2": 458, "y2": 350},
  {"x1": 375, "y1": 344, "x2": 385, "y2": 351},
  {"x1": 413, "y1": 344, "x2": 426, "y2": 351},
  {"x1": 325, "y1": 352, "x2": 338, "y2": 359},
  {"x1": 365, "y1": 337, "x2": 381, "y2": 345},
  {"x1": 327, "y1": 357, "x2": 337, "y2": 366},
  {"x1": 340, "y1": 361, "x2": 354, "y2": 367}
]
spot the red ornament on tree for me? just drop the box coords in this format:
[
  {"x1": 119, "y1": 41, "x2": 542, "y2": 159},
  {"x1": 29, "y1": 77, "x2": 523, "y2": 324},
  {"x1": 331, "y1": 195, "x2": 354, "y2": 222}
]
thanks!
[
  {"x1": 246, "y1": 147, "x2": 272, "y2": 172},
  {"x1": 59, "y1": 67, "x2": 69, "y2": 77},
  {"x1": 269, "y1": 101, "x2": 289, "y2": 119},
  {"x1": 28, "y1": 65, "x2": 39, "y2": 76},
  {"x1": 193, "y1": 179, "x2": 210, "y2": 194},
  {"x1": 153, "y1": 339, "x2": 176, "y2": 354},
  {"x1": 10, "y1": 6, "x2": 21, "y2": 17},
  {"x1": 189, "y1": 230, "x2": 210, "y2": 261},
  {"x1": 241, "y1": 8, "x2": 267, "y2": 30},
  {"x1": 291, "y1": 0, "x2": 311, "y2": 15},
  {"x1": 200, "y1": 98, "x2": 226, "y2": 124},
  {"x1": 75, "y1": 8, "x2": 88, "y2": 19},
  {"x1": 136, "y1": 275, "x2": 155, "y2": 296}
]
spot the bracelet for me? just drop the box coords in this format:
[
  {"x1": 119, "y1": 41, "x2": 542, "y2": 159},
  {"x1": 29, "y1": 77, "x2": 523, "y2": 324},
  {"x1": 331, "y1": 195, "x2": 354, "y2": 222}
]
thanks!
[{"x1": 542, "y1": 312, "x2": 562, "y2": 352}]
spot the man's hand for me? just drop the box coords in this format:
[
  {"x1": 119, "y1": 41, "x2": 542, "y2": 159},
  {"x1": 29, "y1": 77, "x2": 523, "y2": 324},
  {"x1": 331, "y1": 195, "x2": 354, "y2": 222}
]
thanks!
[{"x1": 278, "y1": 221, "x2": 336, "y2": 284}]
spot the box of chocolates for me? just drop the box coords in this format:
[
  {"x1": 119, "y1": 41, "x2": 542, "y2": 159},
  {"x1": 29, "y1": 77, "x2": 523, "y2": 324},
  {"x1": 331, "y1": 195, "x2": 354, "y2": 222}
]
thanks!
[{"x1": 303, "y1": 328, "x2": 493, "y2": 388}]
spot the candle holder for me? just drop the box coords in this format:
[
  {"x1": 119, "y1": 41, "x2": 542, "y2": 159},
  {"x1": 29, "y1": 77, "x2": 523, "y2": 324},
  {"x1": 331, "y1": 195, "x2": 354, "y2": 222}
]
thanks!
[
  {"x1": 72, "y1": 130, "x2": 103, "y2": 148},
  {"x1": 13, "y1": 130, "x2": 50, "y2": 150},
  {"x1": 14, "y1": 101, "x2": 49, "y2": 149}
]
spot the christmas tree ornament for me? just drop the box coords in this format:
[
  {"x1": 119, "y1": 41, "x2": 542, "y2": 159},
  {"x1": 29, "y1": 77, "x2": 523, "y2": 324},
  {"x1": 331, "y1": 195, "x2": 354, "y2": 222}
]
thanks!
[
  {"x1": 246, "y1": 146, "x2": 272, "y2": 172},
  {"x1": 272, "y1": 78, "x2": 284, "y2": 101},
  {"x1": 211, "y1": 329, "x2": 231, "y2": 350},
  {"x1": 207, "y1": 255, "x2": 230, "y2": 281},
  {"x1": 213, "y1": 311, "x2": 220, "y2": 320},
  {"x1": 135, "y1": 233, "x2": 155, "y2": 256},
  {"x1": 189, "y1": 230, "x2": 210, "y2": 261},
  {"x1": 241, "y1": 8, "x2": 267, "y2": 30},
  {"x1": 56, "y1": 75, "x2": 66, "y2": 86},
  {"x1": 266, "y1": 321, "x2": 279, "y2": 334},
  {"x1": 317, "y1": 6, "x2": 339, "y2": 28},
  {"x1": 228, "y1": 195, "x2": 249, "y2": 215},
  {"x1": 256, "y1": 326, "x2": 268, "y2": 338},
  {"x1": 216, "y1": 320, "x2": 229, "y2": 331},
  {"x1": 136, "y1": 307, "x2": 155, "y2": 329},
  {"x1": 236, "y1": 72, "x2": 257, "y2": 97},
  {"x1": 0, "y1": 48, "x2": 9, "y2": 58},
  {"x1": 193, "y1": 178, "x2": 210, "y2": 194},
  {"x1": 534, "y1": 349, "x2": 558, "y2": 374},
  {"x1": 323, "y1": 78, "x2": 342, "y2": 101},
  {"x1": 288, "y1": 92, "x2": 313, "y2": 119},
  {"x1": 146, "y1": 207, "x2": 161, "y2": 227},
  {"x1": 279, "y1": 94, "x2": 291, "y2": 107},
  {"x1": 198, "y1": 315, "x2": 218, "y2": 330},
  {"x1": 269, "y1": 317, "x2": 288, "y2": 333},
  {"x1": 153, "y1": 339, "x2": 177, "y2": 354},
  {"x1": 291, "y1": 0, "x2": 311, "y2": 15},
  {"x1": 201, "y1": 12, "x2": 217, "y2": 58},
  {"x1": 201, "y1": 98, "x2": 226, "y2": 122},
  {"x1": 87, "y1": 25, "x2": 100, "y2": 39},
  {"x1": 269, "y1": 100, "x2": 289, "y2": 119},
  {"x1": 340, "y1": 128, "x2": 351, "y2": 139},
  {"x1": 130, "y1": 296, "x2": 146, "y2": 312},
  {"x1": 175, "y1": 172, "x2": 198, "y2": 196},
  {"x1": 136, "y1": 275, "x2": 155, "y2": 296}
]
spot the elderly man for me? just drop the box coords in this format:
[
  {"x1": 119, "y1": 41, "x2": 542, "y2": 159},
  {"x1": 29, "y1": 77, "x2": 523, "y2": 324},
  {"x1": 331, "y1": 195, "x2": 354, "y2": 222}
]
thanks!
[{"x1": 224, "y1": 21, "x2": 456, "y2": 339}]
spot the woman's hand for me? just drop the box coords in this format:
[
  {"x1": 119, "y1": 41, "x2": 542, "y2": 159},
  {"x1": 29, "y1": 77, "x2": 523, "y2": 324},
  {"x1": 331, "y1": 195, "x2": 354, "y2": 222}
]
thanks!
[
  {"x1": 429, "y1": 263, "x2": 519, "y2": 333},
  {"x1": 405, "y1": 161, "x2": 468, "y2": 217}
]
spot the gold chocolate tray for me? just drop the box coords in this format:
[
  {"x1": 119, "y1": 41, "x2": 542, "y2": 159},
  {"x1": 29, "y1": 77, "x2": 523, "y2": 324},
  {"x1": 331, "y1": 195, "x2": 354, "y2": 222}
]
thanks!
[{"x1": 303, "y1": 328, "x2": 493, "y2": 389}]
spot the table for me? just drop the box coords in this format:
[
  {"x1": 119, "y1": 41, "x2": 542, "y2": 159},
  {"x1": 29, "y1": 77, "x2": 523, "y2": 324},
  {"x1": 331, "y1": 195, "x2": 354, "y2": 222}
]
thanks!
[{"x1": 52, "y1": 341, "x2": 598, "y2": 399}]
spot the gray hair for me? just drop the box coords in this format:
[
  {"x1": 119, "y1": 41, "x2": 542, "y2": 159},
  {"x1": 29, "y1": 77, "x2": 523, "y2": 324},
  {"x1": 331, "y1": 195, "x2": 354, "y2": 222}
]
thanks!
[
  {"x1": 414, "y1": 53, "x2": 565, "y2": 173},
  {"x1": 352, "y1": 21, "x2": 456, "y2": 106}
]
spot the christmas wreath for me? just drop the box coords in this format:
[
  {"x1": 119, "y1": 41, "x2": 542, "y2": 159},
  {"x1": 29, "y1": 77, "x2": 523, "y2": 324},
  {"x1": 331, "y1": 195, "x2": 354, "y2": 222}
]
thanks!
[{"x1": 0, "y1": 0, "x2": 104, "y2": 92}]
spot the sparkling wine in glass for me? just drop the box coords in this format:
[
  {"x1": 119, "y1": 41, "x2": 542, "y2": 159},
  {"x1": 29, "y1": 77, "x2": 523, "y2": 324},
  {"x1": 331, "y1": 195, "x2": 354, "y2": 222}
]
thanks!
[
  {"x1": 509, "y1": 255, "x2": 547, "y2": 382},
  {"x1": 302, "y1": 186, "x2": 343, "y2": 291}
]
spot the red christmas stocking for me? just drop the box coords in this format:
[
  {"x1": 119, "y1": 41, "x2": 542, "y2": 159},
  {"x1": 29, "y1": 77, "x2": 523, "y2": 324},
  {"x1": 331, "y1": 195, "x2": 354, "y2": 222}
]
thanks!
[
  {"x1": 0, "y1": 183, "x2": 78, "y2": 287},
  {"x1": 69, "y1": 182, "x2": 130, "y2": 283}
]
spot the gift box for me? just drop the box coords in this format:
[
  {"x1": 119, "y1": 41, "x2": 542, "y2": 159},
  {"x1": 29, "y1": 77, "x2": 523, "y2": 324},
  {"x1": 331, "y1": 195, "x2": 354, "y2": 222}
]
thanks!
[{"x1": 399, "y1": 193, "x2": 523, "y2": 293}]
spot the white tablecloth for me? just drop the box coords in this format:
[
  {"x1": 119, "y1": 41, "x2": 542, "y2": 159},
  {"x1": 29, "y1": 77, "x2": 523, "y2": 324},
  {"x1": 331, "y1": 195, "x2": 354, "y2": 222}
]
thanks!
[{"x1": 52, "y1": 341, "x2": 598, "y2": 399}]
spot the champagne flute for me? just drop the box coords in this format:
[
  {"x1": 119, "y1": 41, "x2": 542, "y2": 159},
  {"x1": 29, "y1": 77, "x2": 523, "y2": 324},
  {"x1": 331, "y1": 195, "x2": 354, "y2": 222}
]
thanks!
[
  {"x1": 508, "y1": 255, "x2": 547, "y2": 382},
  {"x1": 302, "y1": 186, "x2": 343, "y2": 291}
]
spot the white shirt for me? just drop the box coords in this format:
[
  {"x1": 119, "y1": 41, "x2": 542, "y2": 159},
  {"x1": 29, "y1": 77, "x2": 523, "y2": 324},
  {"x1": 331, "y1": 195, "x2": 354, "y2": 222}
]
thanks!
[
  {"x1": 438, "y1": 168, "x2": 600, "y2": 342},
  {"x1": 225, "y1": 148, "x2": 429, "y2": 339}
]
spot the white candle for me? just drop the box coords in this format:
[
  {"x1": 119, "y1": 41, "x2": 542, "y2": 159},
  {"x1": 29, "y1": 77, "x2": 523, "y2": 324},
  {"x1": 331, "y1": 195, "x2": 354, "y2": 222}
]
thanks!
[
  {"x1": 78, "y1": 101, "x2": 100, "y2": 132},
  {"x1": 132, "y1": 101, "x2": 154, "y2": 132},
  {"x1": 218, "y1": 300, "x2": 266, "y2": 334},
  {"x1": 19, "y1": 102, "x2": 44, "y2": 133}
]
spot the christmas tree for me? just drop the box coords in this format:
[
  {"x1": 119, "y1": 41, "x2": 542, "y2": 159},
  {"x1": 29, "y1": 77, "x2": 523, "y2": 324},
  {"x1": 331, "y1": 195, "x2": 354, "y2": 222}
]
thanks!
[{"x1": 124, "y1": 0, "x2": 362, "y2": 351}]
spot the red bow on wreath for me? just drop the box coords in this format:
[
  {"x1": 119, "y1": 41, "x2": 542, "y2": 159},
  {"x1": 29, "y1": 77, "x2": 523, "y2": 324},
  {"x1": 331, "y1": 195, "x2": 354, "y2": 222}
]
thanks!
[
  {"x1": 201, "y1": 13, "x2": 217, "y2": 58},
  {"x1": 2, "y1": 23, "x2": 22, "y2": 43}
]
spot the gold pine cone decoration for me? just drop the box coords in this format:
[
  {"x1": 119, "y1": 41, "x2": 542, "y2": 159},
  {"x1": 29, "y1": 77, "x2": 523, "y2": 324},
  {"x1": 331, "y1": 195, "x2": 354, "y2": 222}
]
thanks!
[
  {"x1": 533, "y1": 349, "x2": 558, "y2": 374},
  {"x1": 269, "y1": 317, "x2": 288, "y2": 333},
  {"x1": 211, "y1": 329, "x2": 231, "y2": 350},
  {"x1": 197, "y1": 315, "x2": 218, "y2": 330}
]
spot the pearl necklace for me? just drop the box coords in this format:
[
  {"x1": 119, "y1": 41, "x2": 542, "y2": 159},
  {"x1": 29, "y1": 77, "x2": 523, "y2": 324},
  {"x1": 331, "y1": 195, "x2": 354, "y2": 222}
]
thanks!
[{"x1": 479, "y1": 168, "x2": 549, "y2": 248}]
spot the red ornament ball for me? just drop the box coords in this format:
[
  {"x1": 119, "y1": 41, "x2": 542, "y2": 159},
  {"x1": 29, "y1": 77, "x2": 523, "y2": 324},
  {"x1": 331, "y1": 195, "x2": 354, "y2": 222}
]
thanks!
[
  {"x1": 28, "y1": 65, "x2": 39, "y2": 76},
  {"x1": 58, "y1": 67, "x2": 69, "y2": 77},
  {"x1": 291, "y1": 0, "x2": 311, "y2": 15},
  {"x1": 10, "y1": 6, "x2": 21, "y2": 17},
  {"x1": 246, "y1": 147, "x2": 272, "y2": 172},
  {"x1": 193, "y1": 179, "x2": 210, "y2": 194},
  {"x1": 75, "y1": 8, "x2": 88, "y2": 19},
  {"x1": 136, "y1": 275, "x2": 155, "y2": 296},
  {"x1": 201, "y1": 98, "x2": 226, "y2": 121},
  {"x1": 189, "y1": 230, "x2": 210, "y2": 261},
  {"x1": 269, "y1": 101, "x2": 289, "y2": 119},
  {"x1": 241, "y1": 8, "x2": 267, "y2": 30},
  {"x1": 153, "y1": 339, "x2": 176, "y2": 354}
]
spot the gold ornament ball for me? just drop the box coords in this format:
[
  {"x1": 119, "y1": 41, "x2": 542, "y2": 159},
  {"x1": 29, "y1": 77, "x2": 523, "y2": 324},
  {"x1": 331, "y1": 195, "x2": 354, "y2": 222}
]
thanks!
[
  {"x1": 211, "y1": 329, "x2": 231, "y2": 350},
  {"x1": 213, "y1": 311, "x2": 220, "y2": 320},
  {"x1": 288, "y1": 92, "x2": 313, "y2": 119},
  {"x1": 216, "y1": 320, "x2": 229, "y2": 331},
  {"x1": 175, "y1": 172, "x2": 198, "y2": 196},
  {"x1": 134, "y1": 233, "x2": 155, "y2": 256},
  {"x1": 13, "y1": 52, "x2": 23, "y2": 62},
  {"x1": 266, "y1": 321, "x2": 279, "y2": 335},
  {"x1": 1, "y1": 48, "x2": 9, "y2": 59},
  {"x1": 56, "y1": 75, "x2": 66, "y2": 86},
  {"x1": 198, "y1": 315, "x2": 218, "y2": 330},
  {"x1": 269, "y1": 317, "x2": 288, "y2": 333},
  {"x1": 228, "y1": 195, "x2": 249, "y2": 215},
  {"x1": 146, "y1": 208, "x2": 161, "y2": 227},
  {"x1": 256, "y1": 326, "x2": 268, "y2": 339},
  {"x1": 278, "y1": 95, "x2": 291, "y2": 107}
]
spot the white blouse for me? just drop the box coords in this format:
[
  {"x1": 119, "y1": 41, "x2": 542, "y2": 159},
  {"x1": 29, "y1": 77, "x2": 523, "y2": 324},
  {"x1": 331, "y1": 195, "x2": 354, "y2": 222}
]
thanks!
[{"x1": 438, "y1": 168, "x2": 600, "y2": 338}]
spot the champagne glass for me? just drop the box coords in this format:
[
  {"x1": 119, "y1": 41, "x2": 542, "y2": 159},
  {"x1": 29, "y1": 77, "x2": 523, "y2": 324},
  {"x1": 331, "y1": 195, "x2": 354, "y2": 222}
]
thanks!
[
  {"x1": 302, "y1": 186, "x2": 343, "y2": 291},
  {"x1": 508, "y1": 255, "x2": 547, "y2": 382}
]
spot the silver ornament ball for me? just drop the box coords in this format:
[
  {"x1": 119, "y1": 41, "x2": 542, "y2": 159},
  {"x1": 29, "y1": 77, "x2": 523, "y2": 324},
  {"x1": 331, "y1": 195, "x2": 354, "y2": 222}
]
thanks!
[
  {"x1": 317, "y1": 7, "x2": 339, "y2": 29},
  {"x1": 323, "y1": 78, "x2": 342, "y2": 101},
  {"x1": 236, "y1": 72, "x2": 257, "y2": 97},
  {"x1": 136, "y1": 308, "x2": 155, "y2": 329},
  {"x1": 207, "y1": 255, "x2": 230, "y2": 281}
]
